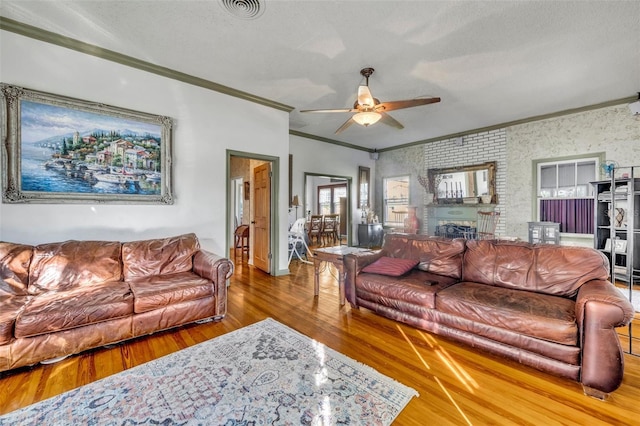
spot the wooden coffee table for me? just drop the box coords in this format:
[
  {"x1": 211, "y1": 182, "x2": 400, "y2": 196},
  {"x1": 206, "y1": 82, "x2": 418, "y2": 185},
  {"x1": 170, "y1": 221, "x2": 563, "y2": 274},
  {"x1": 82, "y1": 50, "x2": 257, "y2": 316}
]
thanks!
[{"x1": 313, "y1": 246, "x2": 374, "y2": 305}]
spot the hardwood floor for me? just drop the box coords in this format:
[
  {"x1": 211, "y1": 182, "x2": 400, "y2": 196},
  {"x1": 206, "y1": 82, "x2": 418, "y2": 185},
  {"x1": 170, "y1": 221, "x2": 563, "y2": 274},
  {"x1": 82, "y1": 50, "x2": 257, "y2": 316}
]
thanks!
[{"x1": 1, "y1": 257, "x2": 639, "y2": 425}]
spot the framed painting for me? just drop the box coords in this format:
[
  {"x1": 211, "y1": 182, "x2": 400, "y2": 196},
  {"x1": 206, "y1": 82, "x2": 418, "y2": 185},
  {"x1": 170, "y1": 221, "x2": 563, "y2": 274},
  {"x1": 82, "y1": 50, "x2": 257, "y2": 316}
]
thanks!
[
  {"x1": 0, "y1": 84, "x2": 173, "y2": 204},
  {"x1": 604, "y1": 238, "x2": 627, "y2": 253}
]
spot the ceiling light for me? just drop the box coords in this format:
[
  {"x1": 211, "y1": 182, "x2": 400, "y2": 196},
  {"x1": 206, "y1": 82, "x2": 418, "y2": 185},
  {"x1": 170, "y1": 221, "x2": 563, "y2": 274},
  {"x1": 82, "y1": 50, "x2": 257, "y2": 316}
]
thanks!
[
  {"x1": 353, "y1": 111, "x2": 381, "y2": 127},
  {"x1": 357, "y1": 85, "x2": 375, "y2": 108}
]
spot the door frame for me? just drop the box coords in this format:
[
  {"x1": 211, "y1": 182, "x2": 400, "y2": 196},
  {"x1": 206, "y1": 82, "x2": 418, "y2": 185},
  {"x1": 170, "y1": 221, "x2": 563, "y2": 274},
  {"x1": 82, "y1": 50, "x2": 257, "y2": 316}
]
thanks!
[
  {"x1": 303, "y1": 172, "x2": 353, "y2": 246},
  {"x1": 227, "y1": 150, "x2": 280, "y2": 275}
]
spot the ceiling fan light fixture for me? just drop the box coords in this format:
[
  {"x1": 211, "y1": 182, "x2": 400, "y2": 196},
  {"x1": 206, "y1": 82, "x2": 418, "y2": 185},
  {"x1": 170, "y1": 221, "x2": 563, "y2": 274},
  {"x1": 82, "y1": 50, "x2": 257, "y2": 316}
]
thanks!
[
  {"x1": 301, "y1": 67, "x2": 440, "y2": 133},
  {"x1": 357, "y1": 85, "x2": 375, "y2": 108},
  {"x1": 353, "y1": 111, "x2": 381, "y2": 127}
]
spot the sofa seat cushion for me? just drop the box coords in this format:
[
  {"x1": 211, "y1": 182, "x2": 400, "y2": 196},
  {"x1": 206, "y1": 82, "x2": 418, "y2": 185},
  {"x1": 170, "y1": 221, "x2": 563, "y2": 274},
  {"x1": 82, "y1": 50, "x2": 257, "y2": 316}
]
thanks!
[
  {"x1": 15, "y1": 281, "x2": 133, "y2": 338},
  {"x1": 436, "y1": 282, "x2": 577, "y2": 346},
  {"x1": 128, "y1": 271, "x2": 212, "y2": 314},
  {"x1": 357, "y1": 270, "x2": 458, "y2": 309},
  {"x1": 0, "y1": 295, "x2": 31, "y2": 344}
]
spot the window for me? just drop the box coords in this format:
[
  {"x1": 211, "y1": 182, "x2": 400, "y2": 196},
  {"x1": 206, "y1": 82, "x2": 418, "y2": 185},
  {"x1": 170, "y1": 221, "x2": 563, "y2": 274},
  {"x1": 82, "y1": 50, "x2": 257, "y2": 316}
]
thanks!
[
  {"x1": 317, "y1": 184, "x2": 347, "y2": 215},
  {"x1": 536, "y1": 156, "x2": 600, "y2": 234},
  {"x1": 383, "y1": 175, "x2": 409, "y2": 227}
]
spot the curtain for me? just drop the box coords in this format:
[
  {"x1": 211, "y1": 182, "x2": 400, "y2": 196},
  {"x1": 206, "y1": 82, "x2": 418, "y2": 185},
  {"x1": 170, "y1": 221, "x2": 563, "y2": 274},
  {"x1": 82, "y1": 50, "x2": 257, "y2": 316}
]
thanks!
[{"x1": 540, "y1": 199, "x2": 594, "y2": 234}]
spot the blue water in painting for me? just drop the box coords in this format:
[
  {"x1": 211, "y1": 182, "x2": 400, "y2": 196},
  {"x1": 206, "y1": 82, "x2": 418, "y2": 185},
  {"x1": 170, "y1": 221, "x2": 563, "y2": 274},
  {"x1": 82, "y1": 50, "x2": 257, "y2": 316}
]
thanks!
[{"x1": 21, "y1": 143, "x2": 159, "y2": 195}]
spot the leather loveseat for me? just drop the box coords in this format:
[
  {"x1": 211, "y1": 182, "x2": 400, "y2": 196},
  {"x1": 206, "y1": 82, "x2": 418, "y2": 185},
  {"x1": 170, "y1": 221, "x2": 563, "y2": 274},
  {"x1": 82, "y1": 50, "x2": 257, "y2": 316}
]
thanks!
[
  {"x1": 0, "y1": 233, "x2": 233, "y2": 372},
  {"x1": 344, "y1": 233, "x2": 634, "y2": 398}
]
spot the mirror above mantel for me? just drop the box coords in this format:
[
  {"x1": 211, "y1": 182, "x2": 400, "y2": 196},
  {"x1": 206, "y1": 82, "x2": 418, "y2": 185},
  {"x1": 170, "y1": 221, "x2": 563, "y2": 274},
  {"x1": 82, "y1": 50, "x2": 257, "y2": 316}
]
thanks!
[{"x1": 427, "y1": 161, "x2": 497, "y2": 205}]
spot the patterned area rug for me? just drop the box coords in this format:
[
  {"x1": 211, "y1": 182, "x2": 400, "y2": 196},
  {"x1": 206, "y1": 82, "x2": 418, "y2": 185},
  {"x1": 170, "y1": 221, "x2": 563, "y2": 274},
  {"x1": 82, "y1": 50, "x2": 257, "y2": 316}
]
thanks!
[{"x1": 0, "y1": 318, "x2": 418, "y2": 425}]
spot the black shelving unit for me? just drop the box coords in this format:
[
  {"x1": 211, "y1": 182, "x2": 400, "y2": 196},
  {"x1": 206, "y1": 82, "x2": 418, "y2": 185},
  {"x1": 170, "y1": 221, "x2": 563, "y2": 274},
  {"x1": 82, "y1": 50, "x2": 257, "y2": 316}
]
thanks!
[
  {"x1": 591, "y1": 169, "x2": 639, "y2": 355},
  {"x1": 592, "y1": 176, "x2": 639, "y2": 282}
]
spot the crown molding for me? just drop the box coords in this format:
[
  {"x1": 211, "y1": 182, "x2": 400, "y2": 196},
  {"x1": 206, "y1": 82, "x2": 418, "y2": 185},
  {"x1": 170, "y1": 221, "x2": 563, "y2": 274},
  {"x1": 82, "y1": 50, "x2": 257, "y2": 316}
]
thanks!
[
  {"x1": 377, "y1": 95, "x2": 638, "y2": 153},
  {"x1": 289, "y1": 130, "x2": 371, "y2": 152},
  {"x1": 0, "y1": 16, "x2": 293, "y2": 113},
  {"x1": 292, "y1": 94, "x2": 637, "y2": 154}
]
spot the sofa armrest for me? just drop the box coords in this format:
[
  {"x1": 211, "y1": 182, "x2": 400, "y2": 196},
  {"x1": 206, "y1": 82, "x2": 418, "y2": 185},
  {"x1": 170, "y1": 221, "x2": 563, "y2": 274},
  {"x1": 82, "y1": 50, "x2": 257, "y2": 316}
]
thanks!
[
  {"x1": 193, "y1": 250, "x2": 234, "y2": 318},
  {"x1": 344, "y1": 251, "x2": 383, "y2": 307},
  {"x1": 576, "y1": 279, "x2": 634, "y2": 394}
]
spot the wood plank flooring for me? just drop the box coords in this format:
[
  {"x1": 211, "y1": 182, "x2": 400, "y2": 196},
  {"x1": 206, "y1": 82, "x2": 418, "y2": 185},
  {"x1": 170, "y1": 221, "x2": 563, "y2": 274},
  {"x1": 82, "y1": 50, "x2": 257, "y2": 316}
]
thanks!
[{"x1": 1, "y1": 257, "x2": 639, "y2": 425}]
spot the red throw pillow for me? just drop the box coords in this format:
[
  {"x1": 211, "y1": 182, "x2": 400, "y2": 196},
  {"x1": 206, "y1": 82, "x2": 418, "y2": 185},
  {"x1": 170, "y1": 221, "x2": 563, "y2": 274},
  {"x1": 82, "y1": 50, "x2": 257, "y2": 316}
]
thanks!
[{"x1": 361, "y1": 256, "x2": 419, "y2": 277}]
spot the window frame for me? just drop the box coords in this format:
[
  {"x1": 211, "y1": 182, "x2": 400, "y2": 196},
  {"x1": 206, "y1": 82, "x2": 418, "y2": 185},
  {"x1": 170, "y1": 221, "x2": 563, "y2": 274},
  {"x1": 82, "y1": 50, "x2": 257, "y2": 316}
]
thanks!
[
  {"x1": 317, "y1": 183, "x2": 347, "y2": 215},
  {"x1": 532, "y1": 153, "x2": 603, "y2": 236},
  {"x1": 382, "y1": 174, "x2": 410, "y2": 227}
]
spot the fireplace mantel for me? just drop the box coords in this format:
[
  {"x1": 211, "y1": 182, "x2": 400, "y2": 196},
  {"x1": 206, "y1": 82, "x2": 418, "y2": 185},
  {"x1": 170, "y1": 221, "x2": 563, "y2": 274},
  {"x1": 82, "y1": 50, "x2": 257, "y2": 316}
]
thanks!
[{"x1": 425, "y1": 204, "x2": 495, "y2": 237}]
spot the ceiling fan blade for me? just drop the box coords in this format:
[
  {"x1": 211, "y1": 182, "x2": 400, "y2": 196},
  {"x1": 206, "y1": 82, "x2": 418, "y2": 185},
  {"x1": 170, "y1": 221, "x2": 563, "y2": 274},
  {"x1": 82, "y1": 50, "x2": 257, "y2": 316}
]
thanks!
[
  {"x1": 379, "y1": 112, "x2": 404, "y2": 130},
  {"x1": 335, "y1": 117, "x2": 355, "y2": 134},
  {"x1": 376, "y1": 97, "x2": 441, "y2": 112},
  {"x1": 300, "y1": 107, "x2": 357, "y2": 113},
  {"x1": 357, "y1": 85, "x2": 375, "y2": 107}
]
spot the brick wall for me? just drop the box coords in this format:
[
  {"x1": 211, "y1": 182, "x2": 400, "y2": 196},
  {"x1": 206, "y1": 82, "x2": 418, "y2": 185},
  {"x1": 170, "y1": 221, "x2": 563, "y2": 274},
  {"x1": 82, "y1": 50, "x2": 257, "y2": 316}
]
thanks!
[{"x1": 423, "y1": 129, "x2": 507, "y2": 236}]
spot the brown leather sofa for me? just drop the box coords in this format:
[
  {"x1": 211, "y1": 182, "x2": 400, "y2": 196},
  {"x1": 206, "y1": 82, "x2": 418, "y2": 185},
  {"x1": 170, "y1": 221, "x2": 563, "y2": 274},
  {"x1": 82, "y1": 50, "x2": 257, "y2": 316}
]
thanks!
[
  {"x1": 0, "y1": 233, "x2": 233, "y2": 372},
  {"x1": 344, "y1": 233, "x2": 634, "y2": 398}
]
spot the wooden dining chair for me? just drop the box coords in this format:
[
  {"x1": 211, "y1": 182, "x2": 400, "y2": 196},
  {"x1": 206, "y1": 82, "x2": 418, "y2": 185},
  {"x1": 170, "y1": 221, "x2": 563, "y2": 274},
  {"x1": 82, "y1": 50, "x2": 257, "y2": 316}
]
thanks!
[
  {"x1": 475, "y1": 211, "x2": 500, "y2": 240},
  {"x1": 308, "y1": 215, "x2": 323, "y2": 245},
  {"x1": 321, "y1": 214, "x2": 340, "y2": 246}
]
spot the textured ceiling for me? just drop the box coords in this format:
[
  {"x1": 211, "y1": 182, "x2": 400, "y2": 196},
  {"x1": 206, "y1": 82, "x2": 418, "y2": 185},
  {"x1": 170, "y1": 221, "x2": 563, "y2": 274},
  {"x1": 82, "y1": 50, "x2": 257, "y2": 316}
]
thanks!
[{"x1": 1, "y1": 0, "x2": 639, "y2": 151}]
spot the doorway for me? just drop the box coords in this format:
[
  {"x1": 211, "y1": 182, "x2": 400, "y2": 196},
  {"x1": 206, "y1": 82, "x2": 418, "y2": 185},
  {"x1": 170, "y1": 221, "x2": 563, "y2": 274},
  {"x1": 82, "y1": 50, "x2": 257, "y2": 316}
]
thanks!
[
  {"x1": 228, "y1": 151, "x2": 279, "y2": 275},
  {"x1": 303, "y1": 172, "x2": 352, "y2": 246}
]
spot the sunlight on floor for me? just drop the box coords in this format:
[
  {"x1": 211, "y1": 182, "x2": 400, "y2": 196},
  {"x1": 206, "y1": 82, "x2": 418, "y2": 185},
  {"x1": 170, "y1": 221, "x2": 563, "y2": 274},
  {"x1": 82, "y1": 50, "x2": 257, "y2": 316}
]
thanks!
[
  {"x1": 318, "y1": 396, "x2": 333, "y2": 425},
  {"x1": 434, "y1": 376, "x2": 473, "y2": 426},
  {"x1": 396, "y1": 324, "x2": 430, "y2": 370},
  {"x1": 313, "y1": 341, "x2": 328, "y2": 386},
  {"x1": 397, "y1": 324, "x2": 477, "y2": 426},
  {"x1": 418, "y1": 332, "x2": 480, "y2": 394},
  {"x1": 311, "y1": 341, "x2": 336, "y2": 425}
]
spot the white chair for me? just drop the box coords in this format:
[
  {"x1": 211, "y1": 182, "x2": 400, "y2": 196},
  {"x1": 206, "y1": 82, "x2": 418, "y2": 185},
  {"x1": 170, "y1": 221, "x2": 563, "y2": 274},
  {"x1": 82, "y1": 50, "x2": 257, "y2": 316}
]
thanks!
[{"x1": 288, "y1": 218, "x2": 312, "y2": 265}]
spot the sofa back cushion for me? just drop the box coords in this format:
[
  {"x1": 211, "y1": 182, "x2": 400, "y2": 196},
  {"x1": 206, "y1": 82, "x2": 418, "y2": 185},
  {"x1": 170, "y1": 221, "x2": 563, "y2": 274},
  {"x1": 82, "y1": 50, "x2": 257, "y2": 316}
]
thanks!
[
  {"x1": 462, "y1": 240, "x2": 609, "y2": 297},
  {"x1": 28, "y1": 240, "x2": 122, "y2": 294},
  {"x1": 362, "y1": 256, "x2": 420, "y2": 276},
  {"x1": 0, "y1": 242, "x2": 33, "y2": 296},
  {"x1": 122, "y1": 233, "x2": 200, "y2": 280},
  {"x1": 382, "y1": 233, "x2": 466, "y2": 279}
]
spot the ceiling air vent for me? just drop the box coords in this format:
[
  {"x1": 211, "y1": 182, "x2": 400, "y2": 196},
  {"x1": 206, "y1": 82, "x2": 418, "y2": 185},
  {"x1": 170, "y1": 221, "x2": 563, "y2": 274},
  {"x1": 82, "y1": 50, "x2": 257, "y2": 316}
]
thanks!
[{"x1": 220, "y1": 0, "x2": 265, "y2": 20}]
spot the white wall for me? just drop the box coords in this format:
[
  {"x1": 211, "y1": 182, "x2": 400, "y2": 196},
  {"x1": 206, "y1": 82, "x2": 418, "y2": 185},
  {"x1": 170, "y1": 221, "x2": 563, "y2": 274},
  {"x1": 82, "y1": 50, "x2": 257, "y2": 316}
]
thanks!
[
  {"x1": 289, "y1": 135, "x2": 375, "y2": 244},
  {"x1": 374, "y1": 104, "x2": 640, "y2": 245},
  {"x1": 0, "y1": 32, "x2": 291, "y2": 271},
  {"x1": 507, "y1": 104, "x2": 640, "y2": 243},
  {"x1": 374, "y1": 144, "x2": 425, "y2": 231}
]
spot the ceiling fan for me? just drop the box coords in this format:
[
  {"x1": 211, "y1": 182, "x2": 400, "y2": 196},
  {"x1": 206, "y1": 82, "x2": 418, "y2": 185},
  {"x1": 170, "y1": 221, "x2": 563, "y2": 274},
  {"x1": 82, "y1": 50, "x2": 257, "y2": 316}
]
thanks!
[{"x1": 300, "y1": 67, "x2": 441, "y2": 134}]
